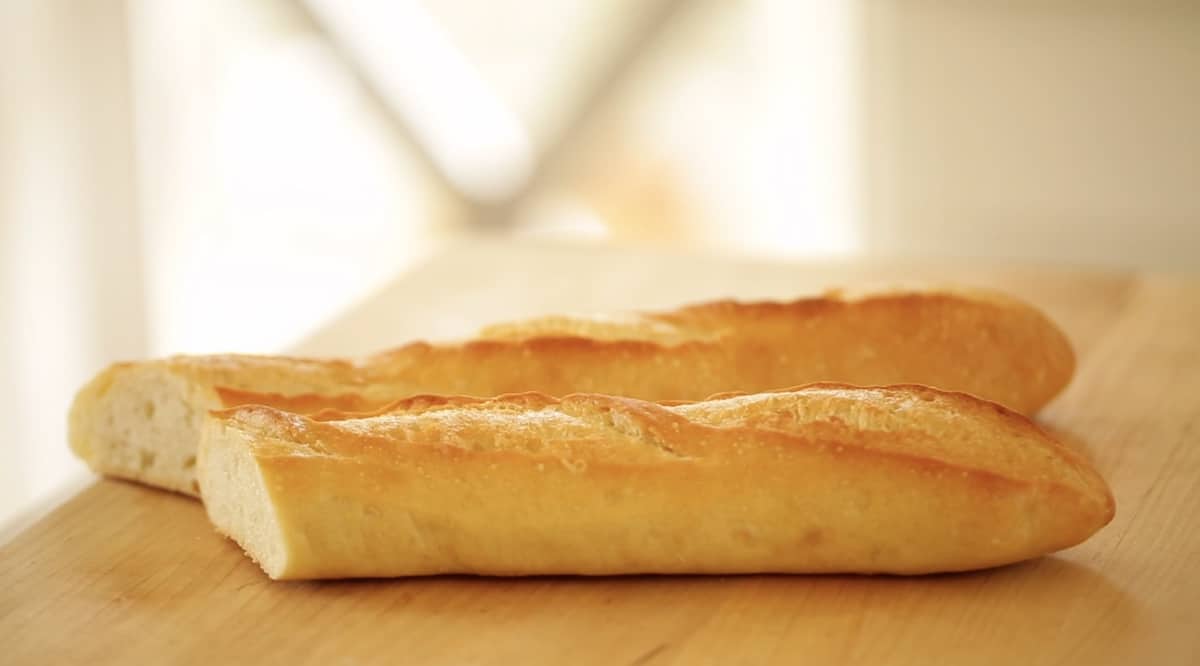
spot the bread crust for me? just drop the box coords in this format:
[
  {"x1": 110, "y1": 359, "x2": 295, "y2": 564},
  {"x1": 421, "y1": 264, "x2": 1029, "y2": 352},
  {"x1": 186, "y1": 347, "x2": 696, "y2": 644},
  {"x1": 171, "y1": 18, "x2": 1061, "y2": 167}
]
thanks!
[
  {"x1": 198, "y1": 384, "x2": 1113, "y2": 579},
  {"x1": 70, "y1": 288, "x2": 1076, "y2": 495}
]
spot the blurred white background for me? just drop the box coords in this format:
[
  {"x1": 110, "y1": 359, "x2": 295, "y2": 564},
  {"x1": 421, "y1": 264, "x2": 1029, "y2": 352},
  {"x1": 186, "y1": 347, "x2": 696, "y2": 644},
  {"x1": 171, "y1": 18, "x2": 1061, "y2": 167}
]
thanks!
[{"x1": 1, "y1": 0, "x2": 1197, "y2": 532}]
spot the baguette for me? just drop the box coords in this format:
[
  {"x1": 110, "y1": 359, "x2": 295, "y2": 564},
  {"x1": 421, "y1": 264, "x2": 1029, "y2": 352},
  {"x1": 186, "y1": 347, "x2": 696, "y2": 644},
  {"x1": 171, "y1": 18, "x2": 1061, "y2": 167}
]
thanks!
[
  {"x1": 70, "y1": 288, "x2": 1075, "y2": 496},
  {"x1": 198, "y1": 384, "x2": 1113, "y2": 580}
]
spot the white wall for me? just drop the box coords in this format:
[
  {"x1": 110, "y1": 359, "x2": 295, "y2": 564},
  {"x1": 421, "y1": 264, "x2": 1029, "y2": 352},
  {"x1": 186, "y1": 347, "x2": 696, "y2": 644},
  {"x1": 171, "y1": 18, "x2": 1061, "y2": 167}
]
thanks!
[
  {"x1": 0, "y1": 0, "x2": 145, "y2": 531},
  {"x1": 863, "y1": 1, "x2": 1200, "y2": 270}
]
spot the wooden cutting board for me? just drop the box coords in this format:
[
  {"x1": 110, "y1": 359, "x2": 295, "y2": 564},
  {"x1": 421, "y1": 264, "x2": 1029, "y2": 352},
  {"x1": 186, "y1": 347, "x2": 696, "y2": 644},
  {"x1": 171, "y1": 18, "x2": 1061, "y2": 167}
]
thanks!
[{"x1": 3, "y1": 239, "x2": 1198, "y2": 665}]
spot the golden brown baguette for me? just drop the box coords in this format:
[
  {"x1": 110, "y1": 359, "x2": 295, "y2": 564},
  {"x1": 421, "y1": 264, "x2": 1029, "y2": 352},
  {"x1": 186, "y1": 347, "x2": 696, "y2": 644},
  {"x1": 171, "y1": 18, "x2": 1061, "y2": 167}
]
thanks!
[
  {"x1": 198, "y1": 384, "x2": 1113, "y2": 580},
  {"x1": 70, "y1": 288, "x2": 1075, "y2": 496}
]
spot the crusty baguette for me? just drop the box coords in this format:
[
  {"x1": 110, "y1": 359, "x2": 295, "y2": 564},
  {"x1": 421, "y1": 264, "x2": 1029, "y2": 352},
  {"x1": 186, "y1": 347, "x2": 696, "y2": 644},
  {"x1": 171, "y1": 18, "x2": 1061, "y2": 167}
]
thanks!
[
  {"x1": 70, "y1": 288, "x2": 1075, "y2": 496},
  {"x1": 198, "y1": 384, "x2": 1113, "y2": 580}
]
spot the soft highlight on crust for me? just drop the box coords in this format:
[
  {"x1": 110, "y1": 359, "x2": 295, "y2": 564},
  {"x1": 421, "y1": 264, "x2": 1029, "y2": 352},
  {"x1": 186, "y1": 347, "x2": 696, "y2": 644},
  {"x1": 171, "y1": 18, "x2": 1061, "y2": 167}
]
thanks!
[
  {"x1": 219, "y1": 383, "x2": 1111, "y2": 505},
  {"x1": 200, "y1": 384, "x2": 1113, "y2": 580},
  {"x1": 72, "y1": 287, "x2": 1076, "y2": 496}
]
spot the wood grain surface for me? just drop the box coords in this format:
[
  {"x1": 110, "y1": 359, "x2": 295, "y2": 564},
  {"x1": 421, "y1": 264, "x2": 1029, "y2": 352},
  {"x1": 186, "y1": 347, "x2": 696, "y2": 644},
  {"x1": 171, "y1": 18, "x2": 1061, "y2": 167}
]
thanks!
[{"x1": 2, "y1": 240, "x2": 1198, "y2": 665}]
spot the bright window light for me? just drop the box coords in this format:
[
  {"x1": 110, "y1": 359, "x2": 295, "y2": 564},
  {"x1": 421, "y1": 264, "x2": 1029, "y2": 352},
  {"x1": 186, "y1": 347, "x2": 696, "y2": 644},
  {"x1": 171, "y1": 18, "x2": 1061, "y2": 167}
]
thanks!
[{"x1": 303, "y1": 0, "x2": 534, "y2": 203}]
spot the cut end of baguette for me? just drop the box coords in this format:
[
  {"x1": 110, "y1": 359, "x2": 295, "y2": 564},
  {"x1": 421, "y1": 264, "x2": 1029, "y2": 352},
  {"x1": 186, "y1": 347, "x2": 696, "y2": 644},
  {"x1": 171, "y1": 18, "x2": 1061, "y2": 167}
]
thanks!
[
  {"x1": 68, "y1": 362, "x2": 212, "y2": 496},
  {"x1": 198, "y1": 420, "x2": 289, "y2": 579}
]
